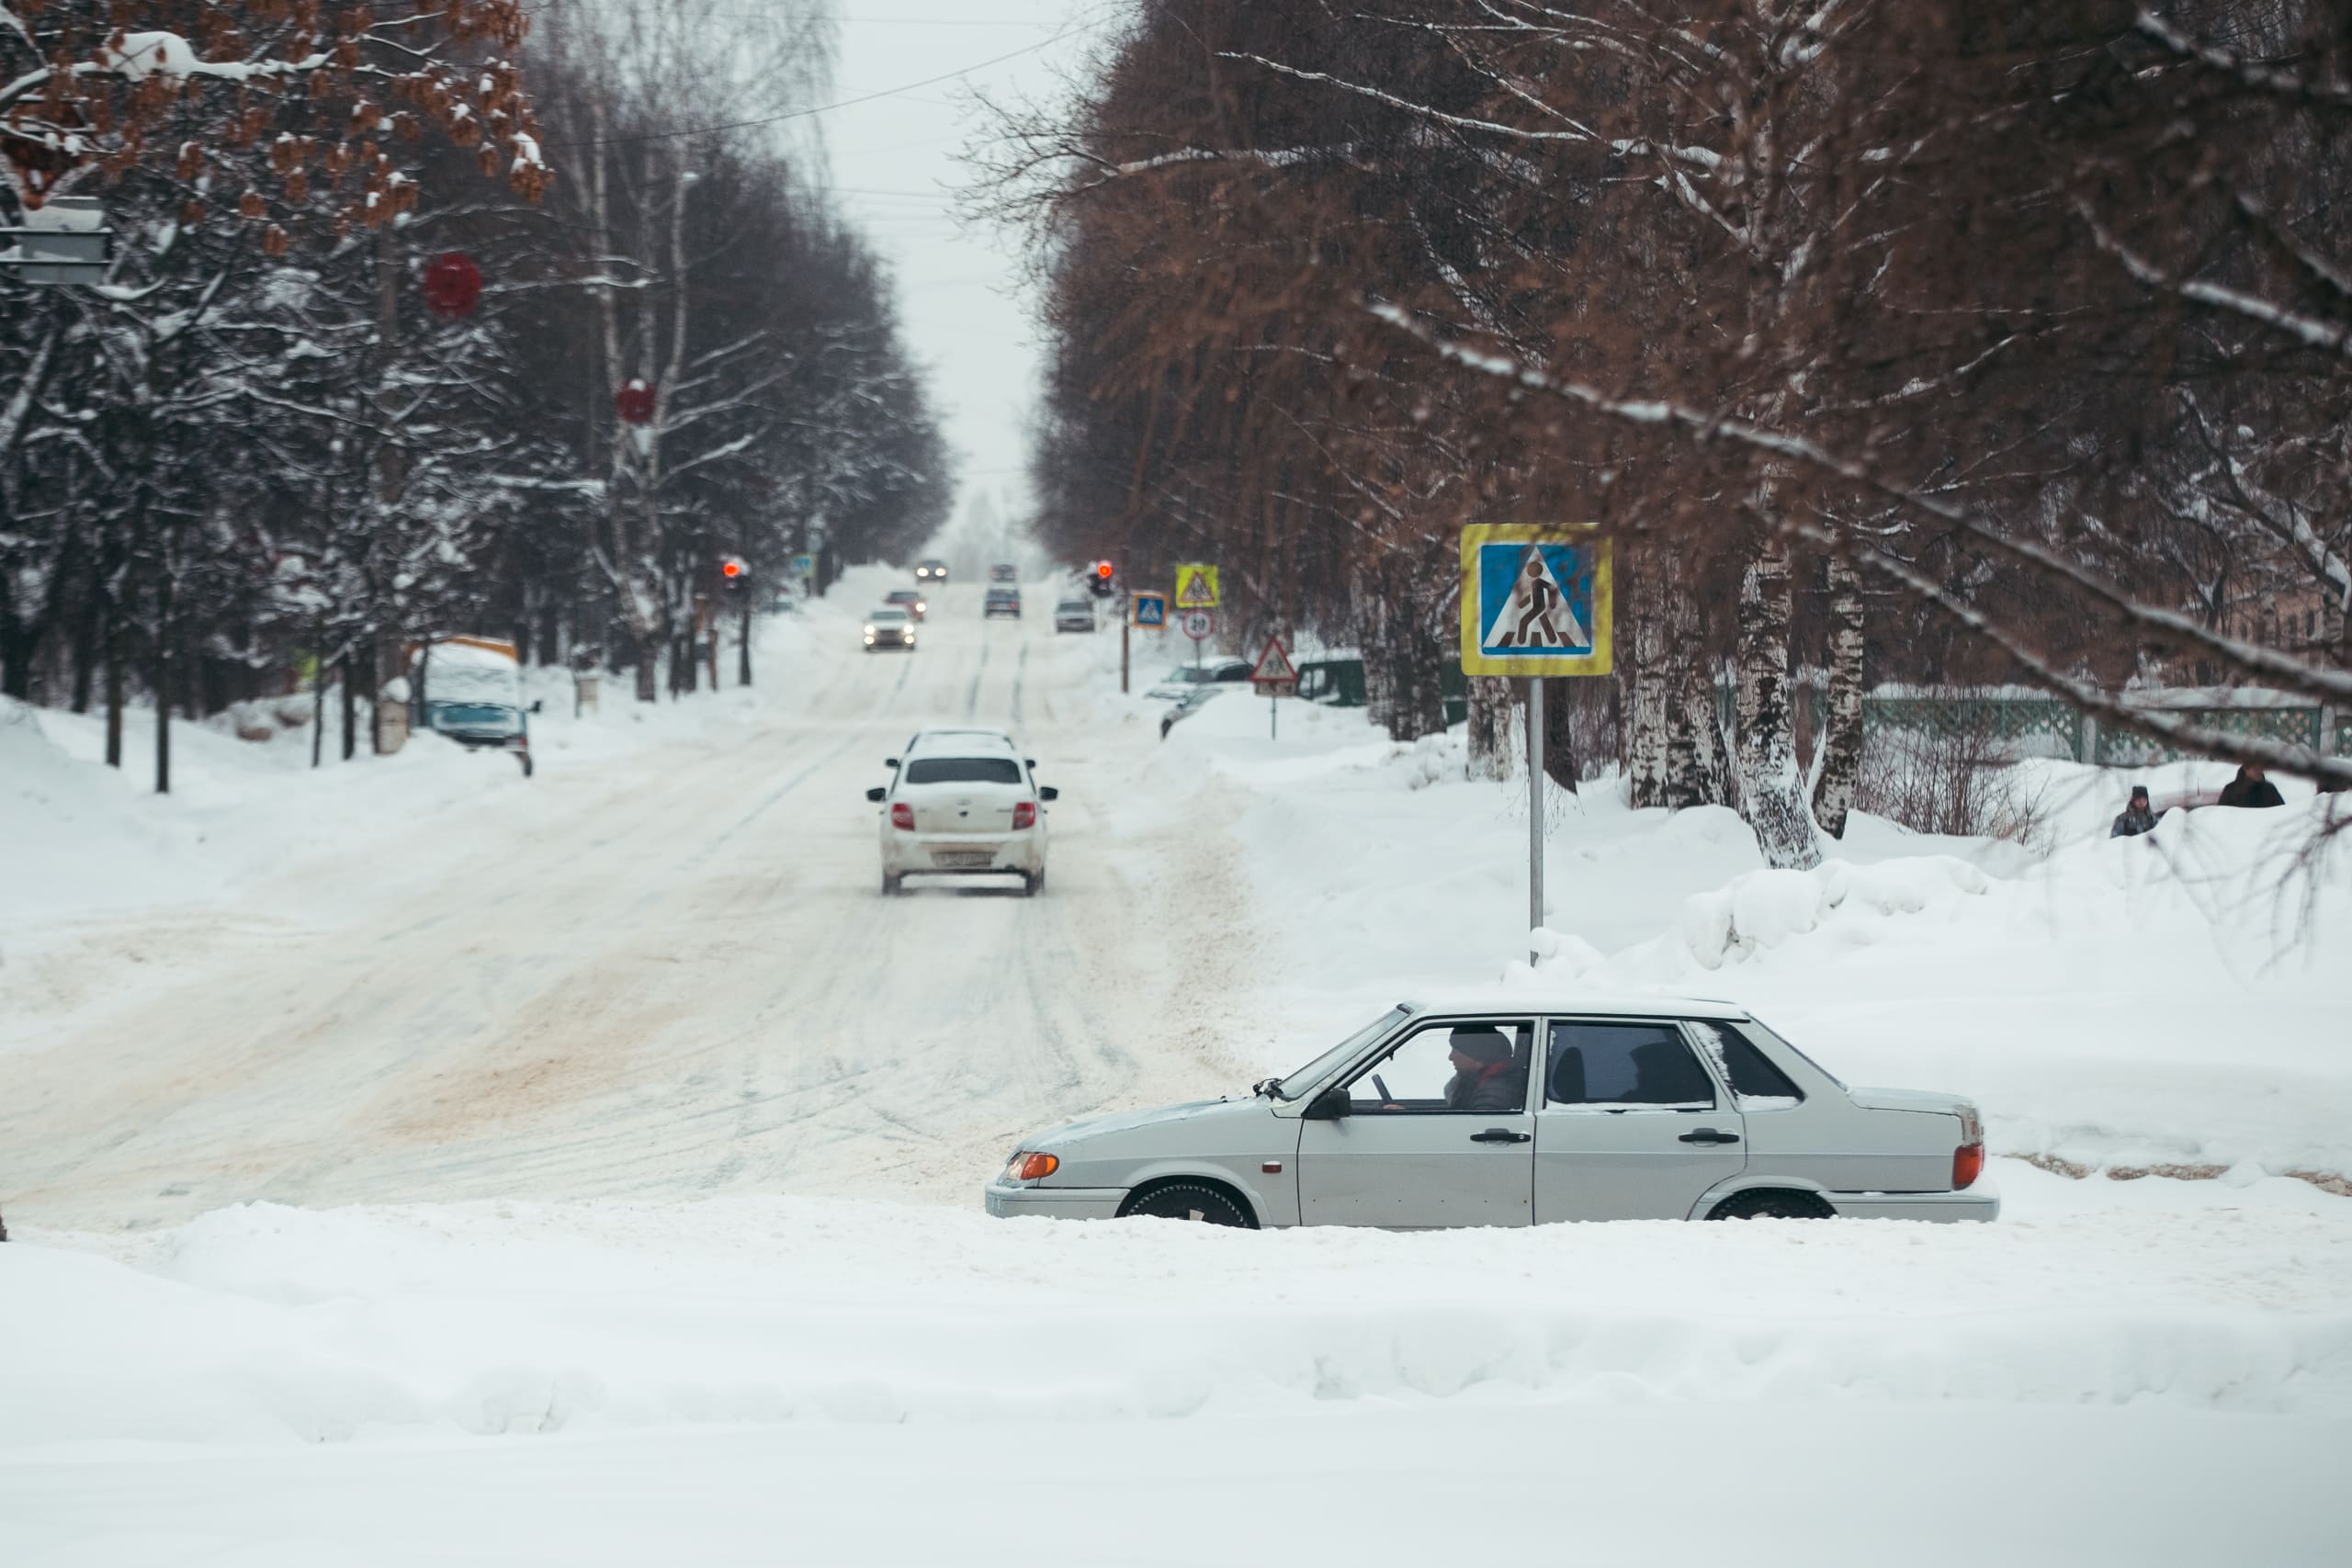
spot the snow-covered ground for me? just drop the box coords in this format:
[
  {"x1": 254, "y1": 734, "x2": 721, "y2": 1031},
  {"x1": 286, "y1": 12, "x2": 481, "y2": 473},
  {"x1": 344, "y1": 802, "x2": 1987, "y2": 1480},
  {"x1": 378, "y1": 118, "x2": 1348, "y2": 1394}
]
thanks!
[{"x1": 4, "y1": 578, "x2": 2347, "y2": 1563}]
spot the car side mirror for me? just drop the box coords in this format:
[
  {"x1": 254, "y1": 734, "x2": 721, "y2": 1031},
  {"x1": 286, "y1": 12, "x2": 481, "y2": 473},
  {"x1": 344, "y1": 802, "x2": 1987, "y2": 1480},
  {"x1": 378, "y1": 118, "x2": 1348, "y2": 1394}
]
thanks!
[
  {"x1": 1303, "y1": 1087, "x2": 1352, "y2": 1121},
  {"x1": 529, "y1": 699, "x2": 544, "y2": 714},
  {"x1": 1038, "y1": 785, "x2": 1059, "y2": 802},
  {"x1": 865, "y1": 786, "x2": 887, "y2": 803},
  {"x1": 1027, "y1": 758, "x2": 1038, "y2": 769},
  {"x1": 885, "y1": 758, "x2": 899, "y2": 769}
]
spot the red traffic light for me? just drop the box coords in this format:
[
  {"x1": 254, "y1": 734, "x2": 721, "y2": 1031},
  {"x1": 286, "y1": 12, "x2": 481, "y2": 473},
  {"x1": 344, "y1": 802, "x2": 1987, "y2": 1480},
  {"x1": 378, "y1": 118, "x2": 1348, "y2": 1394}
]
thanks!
[
  {"x1": 1094, "y1": 561, "x2": 1114, "y2": 579},
  {"x1": 721, "y1": 559, "x2": 741, "y2": 579}
]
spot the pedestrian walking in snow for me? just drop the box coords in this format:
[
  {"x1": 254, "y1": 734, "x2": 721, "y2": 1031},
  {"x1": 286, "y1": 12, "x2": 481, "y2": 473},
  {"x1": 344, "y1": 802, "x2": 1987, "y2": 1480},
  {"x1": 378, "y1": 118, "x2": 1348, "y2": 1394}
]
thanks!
[
  {"x1": 2109, "y1": 785, "x2": 2157, "y2": 838},
  {"x1": 2217, "y1": 764, "x2": 2285, "y2": 809}
]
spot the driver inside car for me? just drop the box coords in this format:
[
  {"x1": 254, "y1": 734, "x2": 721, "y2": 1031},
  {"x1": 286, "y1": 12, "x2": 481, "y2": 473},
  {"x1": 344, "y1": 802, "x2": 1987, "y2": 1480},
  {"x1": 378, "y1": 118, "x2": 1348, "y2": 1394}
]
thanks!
[{"x1": 1443, "y1": 1027, "x2": 1524, "y2": 1111}]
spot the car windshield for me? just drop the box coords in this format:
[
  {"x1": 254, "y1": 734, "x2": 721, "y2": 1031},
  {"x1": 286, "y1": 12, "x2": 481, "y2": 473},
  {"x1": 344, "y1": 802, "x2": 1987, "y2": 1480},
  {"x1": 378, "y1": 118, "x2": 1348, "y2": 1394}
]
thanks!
[
  {"x1": 1267, "y1": 1007, "x2": 1408, "y2": 1100},
  {"x1": 1161, "y1": 667, "x2": 1205, "y2": 684},
  {"x1": 904, "y1": 757, "x2": 1023, "y2": 785},
  {"x1": 431, "y1": 702, "x2": 516, "y2": 728},
  {"x1": 870, "y1": 610, "x2": 907, "y2": 623},
  {"x1": 1057, "y1": 602, "x2": 1089, "y2": 613},
  {"x1": 888, "y1": 592, "x2": 918, "y2": 602}
]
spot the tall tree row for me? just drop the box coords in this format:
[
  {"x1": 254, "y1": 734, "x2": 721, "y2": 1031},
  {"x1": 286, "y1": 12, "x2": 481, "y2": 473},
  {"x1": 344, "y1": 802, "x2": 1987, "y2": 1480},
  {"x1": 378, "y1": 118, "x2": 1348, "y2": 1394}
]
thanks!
[
  {"x1": 2, "y1": 0, "x2": 951, "y2": 773},
  {"x1": 999, "y1": 0, "x2": 2352, "y2": 863}
]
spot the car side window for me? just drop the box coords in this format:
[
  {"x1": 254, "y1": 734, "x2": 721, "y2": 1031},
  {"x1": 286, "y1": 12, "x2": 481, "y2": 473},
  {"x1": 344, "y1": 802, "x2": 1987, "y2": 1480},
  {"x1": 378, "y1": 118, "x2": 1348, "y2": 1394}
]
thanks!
[
  {"x1": 1685, "y1": 1021, "x2": 1804, "y2": 1108},
  {"x1": 1546, "y1": 1021, "x2": 1717, "y2": 1109},
  {"x1": 1340, "y1": 1020, "x2": 1532, "y2": 1114}
]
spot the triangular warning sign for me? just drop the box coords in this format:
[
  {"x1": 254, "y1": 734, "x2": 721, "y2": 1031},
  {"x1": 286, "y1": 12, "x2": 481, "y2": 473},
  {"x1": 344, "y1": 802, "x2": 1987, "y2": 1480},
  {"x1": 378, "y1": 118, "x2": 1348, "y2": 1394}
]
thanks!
[
  {"x1": 1177, "y1": 568, "x2": 1216, "y2": 606},
  {"x1": 1250, "y1": 636, "x2": 1297, "y2": 683},
  {"x1": 1483, "y1": 546, "x2": 1589, "y2": 650}
]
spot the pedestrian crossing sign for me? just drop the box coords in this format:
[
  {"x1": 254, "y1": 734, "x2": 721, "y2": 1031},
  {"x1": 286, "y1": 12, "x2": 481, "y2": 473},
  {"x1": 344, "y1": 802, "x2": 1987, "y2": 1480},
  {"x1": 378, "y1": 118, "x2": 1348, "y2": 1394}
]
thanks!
[
  {"x1": 1131, "y1": 592, "x2": 1167, "y2": 629},
  {"x1": 1174, "y1": 562, "x2": 1219, "y2": 608},
  {"x1": 1459, "y1": 525, "x2": 1611, "y2": 676}
]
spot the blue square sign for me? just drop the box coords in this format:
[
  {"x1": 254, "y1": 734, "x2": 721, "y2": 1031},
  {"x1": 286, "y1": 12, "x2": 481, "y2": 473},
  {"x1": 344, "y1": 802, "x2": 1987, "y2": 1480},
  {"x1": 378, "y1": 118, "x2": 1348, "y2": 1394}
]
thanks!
[
  {"x1": 1459, "y1": 525, "x2": 1611, "y2": 676},
  {"x1": 1131, "y1": 592, "x2": 1168, "y2": 629}
]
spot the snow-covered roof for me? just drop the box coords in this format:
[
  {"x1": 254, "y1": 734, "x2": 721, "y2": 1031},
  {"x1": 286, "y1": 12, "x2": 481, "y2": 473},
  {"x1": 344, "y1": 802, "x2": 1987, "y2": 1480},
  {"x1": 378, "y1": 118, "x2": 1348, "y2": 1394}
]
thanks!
[
  {"x1": 1402, "y1": 990, "x2": 1748, "y2": 1020},
  {"x1": 906, "y1": 726, "x2": 1018, "y2": 758}
]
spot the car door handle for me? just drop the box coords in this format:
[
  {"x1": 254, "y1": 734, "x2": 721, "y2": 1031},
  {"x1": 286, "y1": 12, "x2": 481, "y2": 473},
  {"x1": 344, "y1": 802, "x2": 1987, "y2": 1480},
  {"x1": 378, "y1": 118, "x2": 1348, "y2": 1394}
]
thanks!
[
  {"x1": 1469, "y1": 1128, "x2": 1532, "y2": 1144},
  {"x1": 1678, "y1": 1128, "x2": 1740, "y2": 1145}
]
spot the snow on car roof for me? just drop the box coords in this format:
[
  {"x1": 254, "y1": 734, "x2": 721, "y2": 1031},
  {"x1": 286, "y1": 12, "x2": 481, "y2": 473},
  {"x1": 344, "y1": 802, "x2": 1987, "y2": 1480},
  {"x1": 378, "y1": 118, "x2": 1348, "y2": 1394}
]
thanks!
[
  {"x1": 1401, "y1": 990, "x2": 1748, "y2": 1020},
  {"x1": 907, "y1": 727, "x2": 1018, "y2": 757}
]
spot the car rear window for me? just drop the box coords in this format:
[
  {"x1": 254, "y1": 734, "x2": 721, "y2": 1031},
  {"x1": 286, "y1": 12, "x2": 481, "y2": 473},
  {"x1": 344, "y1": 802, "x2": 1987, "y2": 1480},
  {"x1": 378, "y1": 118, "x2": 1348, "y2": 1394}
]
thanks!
[
  {"x1": 1547, "y1": 1021, "x2": 1716, "y2": 1107},
  {"x1": 1686, "y1": 1021, "x2": 1805, "y2": 1106},
  {"x1": 904, "y1": 757, "x2": 1023, "y2": 785}
]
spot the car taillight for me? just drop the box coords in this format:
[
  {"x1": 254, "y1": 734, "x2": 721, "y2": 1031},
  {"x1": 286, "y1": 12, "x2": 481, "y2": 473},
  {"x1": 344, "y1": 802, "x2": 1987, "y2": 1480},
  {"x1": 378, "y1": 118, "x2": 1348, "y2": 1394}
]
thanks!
[
  {"x1": 890, "y1": 803, "x2": 914, "y2": 830},
  {"x1": 1953, "y1": 1142, "x2": 1984, "y2": 1190},
  {"x1": 1006, "y1": 1152, "x2": 1057, "y2": 1181},
  {"x1": 1012, "y1": 800, "x2": 1036, "y2": 829}
]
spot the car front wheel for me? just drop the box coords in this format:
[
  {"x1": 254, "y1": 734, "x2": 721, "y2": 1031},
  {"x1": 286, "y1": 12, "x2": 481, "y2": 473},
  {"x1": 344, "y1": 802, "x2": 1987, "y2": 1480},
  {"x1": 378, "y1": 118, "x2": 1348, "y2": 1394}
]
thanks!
[{"x1": 1118, "y1": 1180, "x2": 1254, "y2": 1227}]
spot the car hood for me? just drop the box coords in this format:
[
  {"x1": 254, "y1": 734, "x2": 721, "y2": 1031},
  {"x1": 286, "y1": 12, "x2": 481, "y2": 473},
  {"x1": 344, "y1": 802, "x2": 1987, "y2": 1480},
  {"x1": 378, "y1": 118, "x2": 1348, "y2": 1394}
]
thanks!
[{"x1": 1023, "y1": 1095, "x2": 1261, "y2": 1149}]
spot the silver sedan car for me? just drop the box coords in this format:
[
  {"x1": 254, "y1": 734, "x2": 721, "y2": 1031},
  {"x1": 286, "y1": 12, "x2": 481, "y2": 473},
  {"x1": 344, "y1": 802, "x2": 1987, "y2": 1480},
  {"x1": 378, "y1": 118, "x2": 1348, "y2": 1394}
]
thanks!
[{"x1": 987, "y1": 991, "x2": 1996, "y2": 1227}]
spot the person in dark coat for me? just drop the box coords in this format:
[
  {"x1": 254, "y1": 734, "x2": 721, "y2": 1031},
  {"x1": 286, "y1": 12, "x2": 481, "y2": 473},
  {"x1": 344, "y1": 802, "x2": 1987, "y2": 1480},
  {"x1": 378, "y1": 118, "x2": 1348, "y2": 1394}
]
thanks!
[
  {"x1": 1444, "y1": 1028, "x2": 1525, "y2": 1111},
  {"x1": 2218, "y1": 764, "x2": 2286, "y2": 809},
  {"x1": 2110, "y1": 784, "x2": 2158, "y2": 838}
]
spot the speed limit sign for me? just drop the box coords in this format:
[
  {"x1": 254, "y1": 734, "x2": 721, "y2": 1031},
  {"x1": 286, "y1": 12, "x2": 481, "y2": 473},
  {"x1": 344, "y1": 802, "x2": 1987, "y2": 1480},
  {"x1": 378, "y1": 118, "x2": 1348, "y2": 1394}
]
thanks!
[{"x1": 1182, "y1": 609, "x2": 1216, "y2": 641}]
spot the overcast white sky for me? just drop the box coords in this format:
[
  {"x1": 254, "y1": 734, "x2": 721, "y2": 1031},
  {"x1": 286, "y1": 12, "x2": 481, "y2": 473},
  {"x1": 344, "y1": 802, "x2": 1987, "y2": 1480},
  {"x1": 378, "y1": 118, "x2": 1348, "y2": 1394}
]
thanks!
[{"x1": 815, "y1": 1, "x2": 1117, "y2": 532}]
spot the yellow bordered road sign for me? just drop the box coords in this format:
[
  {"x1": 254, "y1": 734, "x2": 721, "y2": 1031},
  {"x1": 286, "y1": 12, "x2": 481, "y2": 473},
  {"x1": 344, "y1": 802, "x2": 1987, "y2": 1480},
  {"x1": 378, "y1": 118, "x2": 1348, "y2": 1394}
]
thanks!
[
  {"x1": 1459, "y1": 525, "x2": 1612, "y2": 676},
  {"x1": 1174, "y1": 562, "x2": 1220, "y2": 608}
]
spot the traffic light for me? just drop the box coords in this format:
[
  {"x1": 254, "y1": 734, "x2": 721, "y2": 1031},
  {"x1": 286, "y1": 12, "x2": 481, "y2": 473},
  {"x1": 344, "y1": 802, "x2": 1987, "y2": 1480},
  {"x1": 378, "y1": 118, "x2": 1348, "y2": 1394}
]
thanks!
[
  {"x1": 719, "y1": 555, "x2": 748, "y2": 591},
  {"x1": 1090, "y1": 560, "x2": 1115, "y2": 598}
]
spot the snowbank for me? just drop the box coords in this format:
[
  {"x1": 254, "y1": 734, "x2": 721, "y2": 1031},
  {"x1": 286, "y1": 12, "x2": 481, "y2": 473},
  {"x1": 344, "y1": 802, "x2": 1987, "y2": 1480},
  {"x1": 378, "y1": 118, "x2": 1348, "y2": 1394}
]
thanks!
[{"x1": 4, "y1": 1174, "x2": 2346, "y2": 1448}]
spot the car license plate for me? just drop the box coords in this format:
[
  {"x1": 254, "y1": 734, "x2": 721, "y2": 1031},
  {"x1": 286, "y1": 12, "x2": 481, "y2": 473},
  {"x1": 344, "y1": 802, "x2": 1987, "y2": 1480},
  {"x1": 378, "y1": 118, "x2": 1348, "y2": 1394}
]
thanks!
[{"x1": 932, "y1": 850, "x2": 995, "y2": 869}]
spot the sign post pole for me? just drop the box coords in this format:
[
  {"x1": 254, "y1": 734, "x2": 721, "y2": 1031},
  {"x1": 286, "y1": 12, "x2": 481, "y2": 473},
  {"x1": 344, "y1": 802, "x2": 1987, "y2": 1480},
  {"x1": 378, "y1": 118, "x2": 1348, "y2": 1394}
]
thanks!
[
  {"x1": 1121, "y1": 617, "x2": 1130, "y2": 694},
  {"x1": 1527, "y1": 678, "x2": 1544, "y2": 964},
  {"x1": 1459, "y1": 525, "x2": 1612, "y2": 972}
]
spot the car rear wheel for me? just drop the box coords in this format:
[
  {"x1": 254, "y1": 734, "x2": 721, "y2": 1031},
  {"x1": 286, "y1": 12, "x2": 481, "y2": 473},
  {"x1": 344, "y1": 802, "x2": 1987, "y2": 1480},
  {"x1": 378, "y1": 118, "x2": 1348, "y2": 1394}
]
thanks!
[
  {"x1": 1118, "y1": 1180, "x2": 1254, "y2": 1228},
  {"x1": 881, "y1": 872, "x2": 901, "y2": 897},
  {"x1": 1708, "y1": 1188, "x2": 1837, "y2": 1221}
]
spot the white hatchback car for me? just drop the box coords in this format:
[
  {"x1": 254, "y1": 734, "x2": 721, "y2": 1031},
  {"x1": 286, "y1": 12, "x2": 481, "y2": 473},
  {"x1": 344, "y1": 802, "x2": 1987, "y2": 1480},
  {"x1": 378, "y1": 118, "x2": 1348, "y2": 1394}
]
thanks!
[
  {"x1": 988, "y1": 992, "x2": 1996, "y2": 1227},
  {"x1": 867, "y1": 728, "x2": 1057, "y2": 896}
]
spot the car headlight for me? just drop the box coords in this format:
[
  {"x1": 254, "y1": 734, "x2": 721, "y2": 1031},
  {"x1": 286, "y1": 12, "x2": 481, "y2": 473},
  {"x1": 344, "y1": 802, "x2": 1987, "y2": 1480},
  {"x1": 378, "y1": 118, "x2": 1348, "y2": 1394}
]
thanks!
[{"x1": 1004, "y1": 1152, "x2": 1058, "y2": 1182}]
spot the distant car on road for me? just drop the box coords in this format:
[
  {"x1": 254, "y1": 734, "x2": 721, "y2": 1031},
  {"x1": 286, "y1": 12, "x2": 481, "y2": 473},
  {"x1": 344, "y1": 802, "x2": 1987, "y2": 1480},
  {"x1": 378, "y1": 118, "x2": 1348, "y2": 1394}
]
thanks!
[
  {"x1": 984, "y1": 586, "x2": 1022, "y2": 619},
  {"x1": 1145, "y1": 659, "x2": 1250, "y2": 700},
  {"x1": 915, "y1": 558, "x2": 949, "y2": 583},
  {"x1": 864, "y1": 607, "x2": 916, "y2": 651},
  {"x1": 866, "y1": 728, "x2": 1058, "y2": 897},
  {"x1": 1159, "y1": 684, "x2": 1225, "y2": 738},
  {"x1": 989, "y1": 562, "x2": 1019, "y2": 582},
  {"x1": 987, "y1": 993, "x2": 1995, "y2": 1228},
  {"x1": 885, "y1": 587, "x2": 928, "y2": 621},
  {"x1": 1053, "y1": 598, "x2": 1095, "y2": 633}
]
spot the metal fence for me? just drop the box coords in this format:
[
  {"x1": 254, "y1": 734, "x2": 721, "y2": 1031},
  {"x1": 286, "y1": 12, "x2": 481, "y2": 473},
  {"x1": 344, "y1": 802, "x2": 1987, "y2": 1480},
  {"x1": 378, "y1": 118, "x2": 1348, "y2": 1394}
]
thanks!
[{"x1": 1306, "y1": 658, "x2": 2347, "y2": 763}]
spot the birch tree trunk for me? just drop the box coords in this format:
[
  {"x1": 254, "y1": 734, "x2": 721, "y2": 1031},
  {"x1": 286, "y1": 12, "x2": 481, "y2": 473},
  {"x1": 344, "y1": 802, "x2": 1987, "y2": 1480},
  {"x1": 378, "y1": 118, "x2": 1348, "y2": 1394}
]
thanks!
[
  {"x1": 1467, "y1": 676, "x2": 1515, "y2": 780},
  {"x1": 1623, "y1": 581, "x2": 1670, "y2": 807},
  {"x1": 1663, "y1": 583, "x2": 1725, "y2": 809},
  {"x1": 1812, "y1": 551, "x2": 1866, "y2": 838},
  {"x1": 1735, "y1": 537, "x2": 1822, "y2": 869}
]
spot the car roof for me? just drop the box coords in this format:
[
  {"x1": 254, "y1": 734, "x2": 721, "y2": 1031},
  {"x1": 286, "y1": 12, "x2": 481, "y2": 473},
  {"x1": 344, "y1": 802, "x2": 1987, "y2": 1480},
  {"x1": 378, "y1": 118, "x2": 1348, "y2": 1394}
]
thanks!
[
  {"x1": 906, "y1": 727, "x2": 1019, "y2": 757},
  {"x1": 1398, "y1": 990, "x2": 1749, "y2": 1021}
]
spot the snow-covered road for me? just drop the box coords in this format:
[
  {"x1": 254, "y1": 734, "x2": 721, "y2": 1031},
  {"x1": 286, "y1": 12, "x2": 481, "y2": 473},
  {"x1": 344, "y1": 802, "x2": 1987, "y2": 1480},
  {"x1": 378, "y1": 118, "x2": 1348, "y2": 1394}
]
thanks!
[{"x1": 0, "y1": 582, "x2": 1256, "y2": 1230}]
